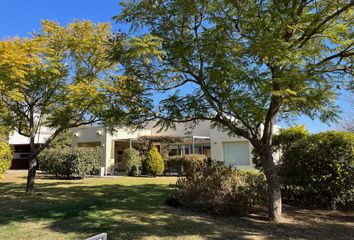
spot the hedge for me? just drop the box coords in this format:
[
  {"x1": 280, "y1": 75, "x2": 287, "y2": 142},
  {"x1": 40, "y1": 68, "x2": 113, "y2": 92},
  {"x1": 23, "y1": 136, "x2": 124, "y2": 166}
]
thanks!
[
  {"x1": 38, "y1": 147, "x2": 101, "y2": 179},
  {"x1": 278, "y1": 131, "x2": 354, "y2": 209},
  {"x1": 165, "y1": 154, "x2": 207, "y2": 174}
]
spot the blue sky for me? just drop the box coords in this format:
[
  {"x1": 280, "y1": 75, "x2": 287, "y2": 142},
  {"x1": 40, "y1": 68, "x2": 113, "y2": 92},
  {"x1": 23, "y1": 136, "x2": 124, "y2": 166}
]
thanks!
[{"x1": 0, "y1": 0, "x2": 350, "y2": 132}]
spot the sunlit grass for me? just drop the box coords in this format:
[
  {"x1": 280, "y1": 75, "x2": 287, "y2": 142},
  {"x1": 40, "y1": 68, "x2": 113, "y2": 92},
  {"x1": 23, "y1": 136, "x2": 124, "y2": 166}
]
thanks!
[{"x1": 1, "y1": 171, "x2": 353, "y2": 240}]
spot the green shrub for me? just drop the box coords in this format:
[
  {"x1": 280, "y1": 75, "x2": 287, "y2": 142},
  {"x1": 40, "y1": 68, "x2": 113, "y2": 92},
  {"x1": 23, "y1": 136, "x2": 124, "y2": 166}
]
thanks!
[
  {"x1": 278, "y1": 131, "x2": 354, "y2": 209},
  {"x1": 122, "y1": 148, "x2": 142, "y2": 176},
  {"x1": 166, "y1": 154, "x2": 207, "y2": 174},
  {"x1": 39, "y1": 147, "x2": 101, "y2": 179},
  {"x1": 252, "y1": 125, "x2": 308, "y2": 170},
  {"x1": 174, "y1": 161, "x2": 267, "y2": 215},
  {"x1": 146, "y1": 145, "x2": 164, "y2": 176},
  {"x1": 0, "y1": 141, "x2": 12, "y2": 178}
]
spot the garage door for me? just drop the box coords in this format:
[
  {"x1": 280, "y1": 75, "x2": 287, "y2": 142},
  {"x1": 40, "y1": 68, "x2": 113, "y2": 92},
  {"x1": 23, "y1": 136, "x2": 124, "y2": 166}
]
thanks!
[{"x1": 223, "y1": 142, "x2": 250, "y2": 166}]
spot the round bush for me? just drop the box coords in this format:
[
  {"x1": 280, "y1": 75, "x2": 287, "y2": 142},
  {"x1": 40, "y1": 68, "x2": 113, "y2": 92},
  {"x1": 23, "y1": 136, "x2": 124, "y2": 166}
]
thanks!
[
  {"x1": 146, "y1": 145, "x2": 164, "y2": 176},
  {"x1": 0, "y1": 141, "x2": 12, "y2": 178},
  {"x1": 122, "y1": 148, "x2": 142, "y2": 176}
]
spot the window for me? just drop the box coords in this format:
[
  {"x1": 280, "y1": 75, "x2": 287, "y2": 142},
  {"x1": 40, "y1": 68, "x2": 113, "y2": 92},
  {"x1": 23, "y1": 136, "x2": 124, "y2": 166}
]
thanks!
[{"x1": 223, "y1": 142, "x2": 250, "y2": 165}]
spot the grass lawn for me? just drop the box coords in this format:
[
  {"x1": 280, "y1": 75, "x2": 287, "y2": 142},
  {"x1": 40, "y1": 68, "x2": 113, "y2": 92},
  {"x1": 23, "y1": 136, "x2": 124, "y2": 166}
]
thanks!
[{"x1": 1, "y1": 171, "x2": 353, "y2": 240}]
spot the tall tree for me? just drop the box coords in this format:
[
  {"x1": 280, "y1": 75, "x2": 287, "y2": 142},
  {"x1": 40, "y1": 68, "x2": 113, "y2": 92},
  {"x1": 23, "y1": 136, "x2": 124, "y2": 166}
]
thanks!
[
  {"x1": 115, "y1": 0, "x2": 354, "y2": 221},
  {"x1": 0, "y1": 20, "x2": 145, "y2": 192}
]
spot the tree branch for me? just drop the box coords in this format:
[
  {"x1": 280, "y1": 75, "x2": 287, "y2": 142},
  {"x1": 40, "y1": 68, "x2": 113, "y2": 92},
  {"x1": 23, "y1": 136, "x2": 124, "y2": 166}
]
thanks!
[{"x1": 297, "y1": 1, "x2": 354, "y2": 48}]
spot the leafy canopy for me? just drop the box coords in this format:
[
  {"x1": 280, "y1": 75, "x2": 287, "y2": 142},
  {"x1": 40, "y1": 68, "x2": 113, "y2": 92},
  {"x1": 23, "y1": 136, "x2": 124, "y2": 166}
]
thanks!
[
  {"x1": 115, "y1": 0, "x2": 354, "y2": 140},
  {"x1": 0, "y1": 20, "x2": 150, "y2": 144}
]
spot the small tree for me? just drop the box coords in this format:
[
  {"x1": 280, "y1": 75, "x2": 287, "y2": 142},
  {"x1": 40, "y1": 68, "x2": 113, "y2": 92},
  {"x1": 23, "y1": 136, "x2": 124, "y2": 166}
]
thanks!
[
  {"x1": 122, "y1": 148, "x2": 143, "y2": 176},
  {"x1": 146, "y1": 145, "x2": 164, "y2": 176},
  {"x1": 0, "y1": 20, "x2": 149, "y2": 192},
  {"x1": 0, "y1": 141, "x2": 12, "y2": 178}
]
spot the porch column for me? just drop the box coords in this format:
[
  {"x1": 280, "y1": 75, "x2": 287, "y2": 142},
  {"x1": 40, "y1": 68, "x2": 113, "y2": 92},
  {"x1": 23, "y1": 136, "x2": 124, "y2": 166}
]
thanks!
[
  {"x1": 192, "y1": 136, "x2": 195, "y2": 154},
  {"x1": 103, "y1": 130, "x2": 115, "y2": 175}
]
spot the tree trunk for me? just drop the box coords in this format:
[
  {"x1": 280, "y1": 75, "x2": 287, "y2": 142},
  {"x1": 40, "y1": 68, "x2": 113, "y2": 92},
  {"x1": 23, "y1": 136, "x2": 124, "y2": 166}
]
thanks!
[
  {"x1": 26, "y1": 109, "x2": 37, "y2": 193},
  {"x1": 26, "y1": 157, "x2": 37, "y2": 192},
  {"x1": 261, "y1": 149, "x2": 282, "y2": 221}
]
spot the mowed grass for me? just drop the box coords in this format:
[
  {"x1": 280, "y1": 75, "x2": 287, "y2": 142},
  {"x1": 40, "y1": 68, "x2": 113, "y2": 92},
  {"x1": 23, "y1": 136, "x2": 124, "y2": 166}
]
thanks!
[{"x1": 1, "y1": 171, "x2": 353, "y2": 240}]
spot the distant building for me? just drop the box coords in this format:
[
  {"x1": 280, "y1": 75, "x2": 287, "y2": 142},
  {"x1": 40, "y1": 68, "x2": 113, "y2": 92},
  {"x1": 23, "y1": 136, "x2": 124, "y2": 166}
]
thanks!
[
  {"x1": 72, "y1": 121, "x2": 256, "y2": 175},
  {"x1": 8, "y1": 121, "x2": 275, "y2": 173},
  {"x1": 8, "y1": 127, "x2": 54, "y2": 169}
]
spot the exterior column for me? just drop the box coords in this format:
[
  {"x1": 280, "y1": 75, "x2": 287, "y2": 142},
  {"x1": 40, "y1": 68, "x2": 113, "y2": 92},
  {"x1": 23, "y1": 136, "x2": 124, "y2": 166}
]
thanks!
[
  {"x1": 103, "y1": 129, "x2": 115, "y2": 175},
  {"x1": 192, "y1": 136, "x2": 195, "y2": 154}
]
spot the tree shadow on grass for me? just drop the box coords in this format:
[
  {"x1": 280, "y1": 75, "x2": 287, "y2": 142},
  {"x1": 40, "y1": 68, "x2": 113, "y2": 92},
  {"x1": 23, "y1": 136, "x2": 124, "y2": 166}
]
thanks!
[{"x1": 0, "y1": 181, "x2": 353, "y2": 240}]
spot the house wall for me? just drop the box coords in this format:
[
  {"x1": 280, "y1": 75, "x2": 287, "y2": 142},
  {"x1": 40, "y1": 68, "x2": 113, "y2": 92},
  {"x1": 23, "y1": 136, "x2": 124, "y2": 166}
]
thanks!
[
  {"x1": 210, "y1": 128, "x2": 254, "y2": 170},
  {"x1": 72, "y1": 122, "x2": 270, "y2": 174},
  {"x1": 72, "y1": 127, "x2": 152, "y2": 175},
  {"x1": 110, "y1": 128, "x2": 152, "y2": 140},
  {"x1": 72, "y1": 126, "x2": 104, "y2": 145},
  {"x1": 8, "y1": 128, "x2": 54, "y2": 169},
  {"x1": 8, "y1": 127, "x2": 53, "y2": 145}
]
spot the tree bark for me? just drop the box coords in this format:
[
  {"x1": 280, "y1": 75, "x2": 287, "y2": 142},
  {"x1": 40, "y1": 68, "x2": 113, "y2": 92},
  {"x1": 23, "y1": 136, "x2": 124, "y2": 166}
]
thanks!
[
  {"x1": 260, "y1": 149, "x2": 282, "y2": 221},
  {"x1": 26, "y1": 109, "x2": 37, "y2": 193},
  {"x1": 26, "y1": 157, "x2": 37, "y2": 192}
]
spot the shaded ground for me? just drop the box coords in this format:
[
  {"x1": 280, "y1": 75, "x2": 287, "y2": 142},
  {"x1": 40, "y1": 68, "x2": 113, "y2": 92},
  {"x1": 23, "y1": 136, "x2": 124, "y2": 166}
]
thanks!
[{"x1": 0, "y1": 170, "x2": 353, "y2": 240}]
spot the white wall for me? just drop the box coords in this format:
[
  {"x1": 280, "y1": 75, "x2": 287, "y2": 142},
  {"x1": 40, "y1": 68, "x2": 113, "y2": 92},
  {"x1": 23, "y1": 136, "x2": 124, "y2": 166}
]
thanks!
[
  {"x1": 110, "y1": 128, "x2": 152, "y2": 140},
  {"x1": 71, "y1": 126, "x2": 104, "y2": 146},
  {"x1": 72, "y1": 127, "x2": 152, "y2": 175},
  {"x1": 210, "y1": 127, "x2": 254, "y2": 170},
  {"x1": 8, "y1": 127, "x2": 54, "y2": 145}
]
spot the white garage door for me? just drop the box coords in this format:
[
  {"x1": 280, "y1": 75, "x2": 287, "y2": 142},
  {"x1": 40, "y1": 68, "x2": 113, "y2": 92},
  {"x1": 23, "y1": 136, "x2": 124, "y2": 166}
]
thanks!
[{"x1": 223, "y1": 142, "x2": 250, "y2": 166}]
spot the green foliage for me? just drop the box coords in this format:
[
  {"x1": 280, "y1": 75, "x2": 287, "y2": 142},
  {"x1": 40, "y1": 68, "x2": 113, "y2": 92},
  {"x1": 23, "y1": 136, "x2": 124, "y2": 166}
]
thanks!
[
  {"x1": 0, "y1": 19, "x2": 146, "y2": 159},
  {"x1": 0, "y1": 125, "x2": 10, "y2": 141},
  {"x1": 166, "y1": 154, "x2": 207, "y2": 174},
  {"x1": 146, "y1": 146, "x2": 164, "y2": 176},
  {"x1": 115, "y1": 0, "x2": 354, "y2": 131},
  {"x1": 47, "y1": 130, "x2": 72, "y2": 148},
  {"x1": 38, "y1": 147, "x2": 101, "y2": 179},
  {"x1": 273, "y1": 125, "x2": 309, "y2": 146},
  {"x1": 278, "y1": 131, "x2": 354, "y2": 208},
  {"x1": 253, "y1": 125, "x2": 309, "y2": 169},
  {"x1": 0, "y1": 19, "x2": 152, "y2": 190},
  {"x1": 0, "y1": 141, "x2": 12, "y2": 178},
  {"x1": 174, "y1": 161, "x2": 267, "y2": 215},
  {"x1": 122, "y1": 148, "x2": 143, "y2": 176}
]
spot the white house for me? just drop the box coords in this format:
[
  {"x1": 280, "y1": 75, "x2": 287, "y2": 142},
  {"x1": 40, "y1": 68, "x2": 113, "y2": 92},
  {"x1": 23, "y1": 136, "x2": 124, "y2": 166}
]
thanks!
[
  {"x1": 72, "y1": 121, "x2": 257, "y2": 175},
  {"x1": 8, "y1": 127, "x2": 54, "y2": 169}
]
